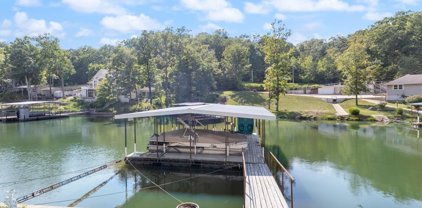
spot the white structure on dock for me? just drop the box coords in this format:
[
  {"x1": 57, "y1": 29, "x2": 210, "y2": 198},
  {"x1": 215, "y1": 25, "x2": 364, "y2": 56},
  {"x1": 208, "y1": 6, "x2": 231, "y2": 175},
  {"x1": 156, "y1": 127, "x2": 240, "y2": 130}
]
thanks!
[{"x1": 115, "y1": 103, "x2": 294, "y2": 208}]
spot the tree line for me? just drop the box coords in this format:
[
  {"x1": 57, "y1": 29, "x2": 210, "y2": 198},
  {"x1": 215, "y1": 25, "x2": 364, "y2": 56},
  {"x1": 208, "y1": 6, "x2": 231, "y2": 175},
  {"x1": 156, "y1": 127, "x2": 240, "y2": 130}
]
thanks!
[{"x1": 1, "y1": 11, "x2": 422, "y2": 109}]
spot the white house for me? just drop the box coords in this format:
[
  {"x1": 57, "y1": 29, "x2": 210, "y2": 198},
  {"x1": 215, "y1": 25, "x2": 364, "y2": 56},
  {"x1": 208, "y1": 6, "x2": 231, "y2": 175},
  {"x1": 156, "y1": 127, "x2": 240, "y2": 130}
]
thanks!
[
  {"x1": 385, "y1": 74, "x2": 422, "y2": 101},
  {"x1": 80, "y1": 69, "x2": 108, "y2": 102},
  {"x1": 318, "y1": 85, "x2": 343, "y2": 95}
]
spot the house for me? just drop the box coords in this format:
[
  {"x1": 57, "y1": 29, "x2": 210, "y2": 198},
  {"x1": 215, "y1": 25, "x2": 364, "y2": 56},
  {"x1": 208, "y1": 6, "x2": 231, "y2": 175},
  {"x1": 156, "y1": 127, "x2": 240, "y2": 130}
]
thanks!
[
  {"x1": 385, "y1": 74, "x2": 422, "y2": 101},
  {"x1": 80, "y1": 69, "x2": 108, "y2": 102},
  {"x1": 40, "y1": 86, "x2": 80, "y2": 99},
  {"x1": 318, "y1": 84, "x2": 343, "y2": 95}
]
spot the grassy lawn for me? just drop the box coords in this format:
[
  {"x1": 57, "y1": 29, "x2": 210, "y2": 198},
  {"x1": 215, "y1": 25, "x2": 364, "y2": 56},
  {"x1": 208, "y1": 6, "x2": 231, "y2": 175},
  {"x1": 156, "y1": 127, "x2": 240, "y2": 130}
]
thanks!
[
  {"x1": 221, "y1": 91, "x2": 336, "y2": 117},
  {"x1": 340, "y1": 99, "x2": 414, "y2": 119}
]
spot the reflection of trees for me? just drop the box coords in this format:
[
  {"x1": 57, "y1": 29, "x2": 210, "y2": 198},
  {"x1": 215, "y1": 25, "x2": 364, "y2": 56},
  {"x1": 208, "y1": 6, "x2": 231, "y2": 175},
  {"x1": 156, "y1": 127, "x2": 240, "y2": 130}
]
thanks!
[
  {"x1": 266, "y1": 120, "x2": 422, "y2": 201},
  {"x1": 117, "y1": 167, "x2": 244, "y2": 207}
]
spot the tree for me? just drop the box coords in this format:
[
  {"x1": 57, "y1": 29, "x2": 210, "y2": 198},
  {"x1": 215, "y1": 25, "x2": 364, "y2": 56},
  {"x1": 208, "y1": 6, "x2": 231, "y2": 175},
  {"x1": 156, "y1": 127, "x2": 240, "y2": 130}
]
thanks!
[
  {"x1": 129, "y1": 31, "x2": 157, "y2": 104},
  {"x1": 36, "y1": 34, "x2": 74, "y2": 98},
  {"x1": 172, "y1": 42, "x2": 218, "y2": 102},
  {"x1": 336, "y1": 33, "x2": 380, "y2": 106},
  {"x1": 155, "y1": 27, "x2": 189, "y2": 107},
  {"x1": 221, "y1": 42, "x2": 251, "y2": 90},
  {"x1": 110, "y1": 46, "x2": 141, "y2": 100},
  {"x1": 261, "y1": 20, "x2": 292, "y2": 111},
  {"x1": 7, "y1": 36, "x2": 42, "y2": 100},
  {"x1": 54, "y1": 50, "x2": 75, "y2": 98}
]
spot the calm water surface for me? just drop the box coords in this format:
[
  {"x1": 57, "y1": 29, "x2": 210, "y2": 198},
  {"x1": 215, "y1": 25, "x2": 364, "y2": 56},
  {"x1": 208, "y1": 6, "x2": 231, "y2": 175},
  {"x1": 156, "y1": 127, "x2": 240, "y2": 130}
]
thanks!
[
  {"x1": 266, "y1": 120, "x2": 422, "y2": 208},
  {"x1": 1, "y1": 117, "x2": 421, "y2": 208},
  {"x1": 0, "y1": 116, "x2": 242, "y2": 208}
]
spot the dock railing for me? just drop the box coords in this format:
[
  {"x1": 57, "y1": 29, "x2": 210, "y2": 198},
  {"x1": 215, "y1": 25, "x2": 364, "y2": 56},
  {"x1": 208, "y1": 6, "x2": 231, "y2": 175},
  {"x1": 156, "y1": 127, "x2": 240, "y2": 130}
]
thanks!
[
  {"x1": 242, "y1": 152, "x2": 246, "y2": 199},
  {"x1": 265, "y1": 150, "x2": 295, "y2": 208}
]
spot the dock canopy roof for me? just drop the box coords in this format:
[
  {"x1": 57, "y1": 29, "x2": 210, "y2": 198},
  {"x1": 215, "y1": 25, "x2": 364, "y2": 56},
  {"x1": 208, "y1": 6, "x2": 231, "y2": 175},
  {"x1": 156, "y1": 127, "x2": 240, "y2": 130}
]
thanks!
[{"x1": 115, "y1": 104, "x2": 276, "y2": 121}]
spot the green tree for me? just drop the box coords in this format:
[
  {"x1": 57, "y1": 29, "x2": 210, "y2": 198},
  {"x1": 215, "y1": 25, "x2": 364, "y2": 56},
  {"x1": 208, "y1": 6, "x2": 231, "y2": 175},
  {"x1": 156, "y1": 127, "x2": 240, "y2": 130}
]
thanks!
[
  {"x1": 7, "y1": 36, "x2": 42, "y2": 100},
  {"x1": 54, "y1": 50, "x2": 75, "y2": 98},
  {"x1": 221, "y1": 42, "x2": 251, "y2": 90},
  {"x1": 36, "y1": 34, "x2": 74, "y2": 98},
  {"x1": 129, "y1": 31, "x2": 157, "y2": 104},
  {"x1": 110, "y1": 46, "x2": 141, "y2": 100},
  {"x1": 172, "y1": 42, "x2": 218, "y2": 102},
  {"x1": 336, "y1": 33, "x2": 380, "y2": 106},
  {"x1": 261, "y1": 20, "x2": 292, "y2": 111}
]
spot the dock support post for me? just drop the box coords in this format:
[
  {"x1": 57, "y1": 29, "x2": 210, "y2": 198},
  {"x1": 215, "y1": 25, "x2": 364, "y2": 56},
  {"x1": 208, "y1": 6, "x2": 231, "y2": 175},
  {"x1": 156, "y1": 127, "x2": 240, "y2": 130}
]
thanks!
[
  {"x1": 133, "y1": 119, "x2": 137, "y2": 153},
  {"x1": 124, "y1": 120, "x2": 127, "y2": 156}
]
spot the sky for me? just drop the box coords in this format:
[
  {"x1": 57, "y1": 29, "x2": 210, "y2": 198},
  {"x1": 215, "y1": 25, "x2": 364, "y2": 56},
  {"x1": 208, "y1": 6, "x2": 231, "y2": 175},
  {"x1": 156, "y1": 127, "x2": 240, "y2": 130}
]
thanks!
[{"x1": 0, "y1": 0, "x2": 421, "y2": 49}]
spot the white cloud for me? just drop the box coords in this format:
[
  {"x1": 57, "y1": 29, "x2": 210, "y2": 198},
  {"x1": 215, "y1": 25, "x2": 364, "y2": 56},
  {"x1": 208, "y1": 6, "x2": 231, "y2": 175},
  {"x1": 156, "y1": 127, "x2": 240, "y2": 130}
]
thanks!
[
  {"x1": 396, "y1": 0, "x2": 418, "y2": 5},
  {"x1": 244, "y1": 2, "x2": 270, "y2": 14},
  {"x1": 263, "y1": 22, "x2": 272, "y2": 30},
  {"x1": 288, "y1": 32, "x2": 308, "y2": 44},
  {"x1": 267, "y1": 0, "x2": 366, "y2": 12},
  {"x1": 207, "y1": 7, "x2": 244, "y2": 23},
  {"x1": 359, "y1": 0, "x2": 392, "y2": 21},
  {"x1": 303, "y1": 22, "x2": 321, "y2": 31},
  {"x1": 0, "y1": 20, "x2": 12, "y2": 37},
  {"x1": 76, "y1": 28, "x2": 94, "y2": 37},
  {"x1": 100, "y1": 37, "x2": 121, "y2": 46},
  {"x1": 101, "y1": 13, "x2": 162, "y2": 33},
  {"x1": 275, "y1": 13, "x2": 286, "y2": 20},
  {"x1": 364, "y1": 10, "x2": 392, "y2": 21},
  {"x1": 61, "y1": 0, "x2": 127, "y2": 15},
  {"x1": 199, "y1": 23, "x2": 221, "y2": 32},
  {"x1": 16, "y1": 0, "x2": 42, "y2": 7},
  {"x1": 181, "y1": 0, "x2": 244, "y2": 23},
  {"x1": 14, "y1": 12, "x2": 64, "y2": 37}
]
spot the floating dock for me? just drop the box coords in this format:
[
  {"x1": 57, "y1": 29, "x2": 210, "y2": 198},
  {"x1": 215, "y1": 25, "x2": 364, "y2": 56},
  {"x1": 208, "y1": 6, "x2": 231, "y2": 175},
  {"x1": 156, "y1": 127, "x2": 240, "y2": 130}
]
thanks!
[{"x1": 116, "y1": 103, "x2": 294, "y2": 208}]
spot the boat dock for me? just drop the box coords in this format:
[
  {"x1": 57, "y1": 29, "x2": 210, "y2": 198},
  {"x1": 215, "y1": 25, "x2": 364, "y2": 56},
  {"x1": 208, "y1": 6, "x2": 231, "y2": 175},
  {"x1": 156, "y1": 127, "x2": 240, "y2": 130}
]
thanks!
[
  {"x1": 243, "y1": 135, "x2": 289, "y2": 208},
  {"x1": 115, "y1": 103, "x2": 294, "y2": 208}
]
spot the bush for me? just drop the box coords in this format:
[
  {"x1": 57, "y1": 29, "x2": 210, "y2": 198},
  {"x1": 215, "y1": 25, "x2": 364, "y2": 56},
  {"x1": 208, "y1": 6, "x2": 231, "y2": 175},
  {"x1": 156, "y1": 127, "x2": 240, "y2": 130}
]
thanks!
[
  {"x1": 244, "y1": 83, "x2": 265, "y2": 91},
  {"x1": 349, "y1": 107, "x2": 360, "y2": 116},
  {"x1": 376, "y1": 102, "x2": 387, "y2": 110},
  {"x1": 152, "y1": 98, "x2": 162, "y2": 109},
  {"x1": 396, "y1": 108, "x2": 404, "y2": 115},
  {"x1": 405, "y1": 95, "x2": 422, "y2": 103}
]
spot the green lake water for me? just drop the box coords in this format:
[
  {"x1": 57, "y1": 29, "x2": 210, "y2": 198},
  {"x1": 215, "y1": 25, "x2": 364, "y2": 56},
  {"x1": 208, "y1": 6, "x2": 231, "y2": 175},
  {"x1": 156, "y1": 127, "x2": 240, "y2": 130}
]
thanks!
[{"x1": 0, "y1": 116, "x2": 421, "y2": 207}]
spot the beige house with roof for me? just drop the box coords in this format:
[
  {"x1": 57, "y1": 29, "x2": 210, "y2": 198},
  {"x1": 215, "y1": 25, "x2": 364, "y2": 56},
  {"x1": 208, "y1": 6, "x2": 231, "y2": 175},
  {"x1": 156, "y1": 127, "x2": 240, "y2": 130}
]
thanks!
[{"x1": 386, "y1": 74, "x2": 422, "y2": 101}]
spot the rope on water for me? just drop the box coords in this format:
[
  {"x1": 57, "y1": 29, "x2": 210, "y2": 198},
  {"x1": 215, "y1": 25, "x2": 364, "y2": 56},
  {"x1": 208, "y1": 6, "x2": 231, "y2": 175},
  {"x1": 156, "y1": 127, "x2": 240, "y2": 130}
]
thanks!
[
  {"x1": 126, "y1": 159, "x2": 184, "y2": 203},
  {"x1": 0, "y1": 160, "x2": 121, "y2": 188},
  {"x1": 35, "y1": 163, "x2": 240, "y2": 205}
]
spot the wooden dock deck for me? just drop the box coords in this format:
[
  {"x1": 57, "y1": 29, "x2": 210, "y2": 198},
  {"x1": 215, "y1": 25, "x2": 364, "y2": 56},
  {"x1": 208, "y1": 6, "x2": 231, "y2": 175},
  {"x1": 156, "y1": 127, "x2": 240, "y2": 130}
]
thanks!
[{"x1": 243, "y1": 135, "x2": 289, "y2": 208}]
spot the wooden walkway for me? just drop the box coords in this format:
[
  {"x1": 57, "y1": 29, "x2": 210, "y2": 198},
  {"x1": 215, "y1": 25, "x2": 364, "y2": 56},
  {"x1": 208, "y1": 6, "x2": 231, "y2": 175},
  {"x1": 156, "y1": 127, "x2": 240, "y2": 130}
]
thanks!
[{"x1": 243, "y1": 135, "x2": 289, "y2": 208}]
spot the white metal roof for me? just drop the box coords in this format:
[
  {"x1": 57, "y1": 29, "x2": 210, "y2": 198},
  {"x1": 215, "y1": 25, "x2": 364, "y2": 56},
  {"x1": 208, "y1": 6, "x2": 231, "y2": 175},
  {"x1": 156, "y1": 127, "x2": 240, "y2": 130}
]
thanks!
[{"x1": 114, "y1": 104, "x2": 276, "y2": 120}]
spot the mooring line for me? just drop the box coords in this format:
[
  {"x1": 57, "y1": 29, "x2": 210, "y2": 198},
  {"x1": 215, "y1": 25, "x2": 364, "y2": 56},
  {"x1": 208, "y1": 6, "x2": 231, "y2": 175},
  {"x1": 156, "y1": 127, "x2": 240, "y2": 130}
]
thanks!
[
  {"x1": 126, "y1": 159, "x2": 184, "y2": 203},
  {"x1": 15, "y1": 160, "x2": 121, "y2": 203},
  {"x1": 0, "y1": 160, "x2": 121, "y2": 188},
  {"x1": 35, "y1": 164, "x2": 240, "y2": 205}
]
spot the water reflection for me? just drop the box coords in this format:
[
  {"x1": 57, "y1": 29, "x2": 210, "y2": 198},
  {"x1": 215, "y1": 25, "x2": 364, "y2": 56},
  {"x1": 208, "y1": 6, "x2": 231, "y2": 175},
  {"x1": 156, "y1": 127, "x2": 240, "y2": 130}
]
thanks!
[{"x1": 266, "y1": 120, "x2": 422, "y2": 207}]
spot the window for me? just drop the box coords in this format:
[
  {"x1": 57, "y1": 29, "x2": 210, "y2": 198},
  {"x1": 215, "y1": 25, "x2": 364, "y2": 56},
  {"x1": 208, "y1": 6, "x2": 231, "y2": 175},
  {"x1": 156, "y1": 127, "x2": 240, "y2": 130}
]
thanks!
[{"x1": 393, "y1": 85, "x2": 403, "y2": 90}]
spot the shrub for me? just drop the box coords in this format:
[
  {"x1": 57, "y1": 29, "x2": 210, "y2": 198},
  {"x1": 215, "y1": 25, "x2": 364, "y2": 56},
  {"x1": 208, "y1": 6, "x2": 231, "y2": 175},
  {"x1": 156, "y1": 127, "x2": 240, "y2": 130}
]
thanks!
[
  {"x1": 244, "y1": 83, "x2": 265, "y2": 91},
  {"x1": 405, "y1": 95, "x2": 422, "y2": 104},
  {"x1": 152, "y1": 98, "x2": 162, "y2": 109},
  {"x1": 365, "y1": 117, "x2": 377, "y2": 122},
  {"x1": 376, "y1": 102, "x2": 387, "y2": 110},
  {"x1": 349, "y1": 107, "x2": 360, "y2": 116},
  {"x1": 396, "y1": 108, "x2": 404, "y2": 115}
]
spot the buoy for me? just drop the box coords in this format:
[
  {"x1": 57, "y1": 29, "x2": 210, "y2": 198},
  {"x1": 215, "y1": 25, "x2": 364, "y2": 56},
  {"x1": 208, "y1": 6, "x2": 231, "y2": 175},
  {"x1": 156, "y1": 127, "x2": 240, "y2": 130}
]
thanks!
[{"x1": 176, "y1": 202, "x2": 199, "y2": 208}]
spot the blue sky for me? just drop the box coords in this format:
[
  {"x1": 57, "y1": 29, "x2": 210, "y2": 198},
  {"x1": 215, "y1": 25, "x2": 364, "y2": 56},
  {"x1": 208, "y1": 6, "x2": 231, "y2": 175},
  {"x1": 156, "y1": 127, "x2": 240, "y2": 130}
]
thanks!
[{"x1": 0, "y1": 0, "x2": 421, "y2": 48}]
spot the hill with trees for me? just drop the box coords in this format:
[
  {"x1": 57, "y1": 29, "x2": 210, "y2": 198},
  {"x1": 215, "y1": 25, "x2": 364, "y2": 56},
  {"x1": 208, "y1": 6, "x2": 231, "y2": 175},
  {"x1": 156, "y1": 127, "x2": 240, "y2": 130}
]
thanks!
[{"x1": 0, "y1": 11, "x2": 421, "y2": 109}]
